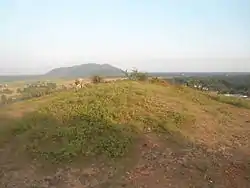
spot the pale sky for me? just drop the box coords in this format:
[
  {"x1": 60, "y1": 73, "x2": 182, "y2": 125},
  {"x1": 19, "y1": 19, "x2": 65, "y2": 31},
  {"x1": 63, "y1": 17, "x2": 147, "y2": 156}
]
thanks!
[{"x1": 1, "y1": 0, "x2": 250, "y2": 74}]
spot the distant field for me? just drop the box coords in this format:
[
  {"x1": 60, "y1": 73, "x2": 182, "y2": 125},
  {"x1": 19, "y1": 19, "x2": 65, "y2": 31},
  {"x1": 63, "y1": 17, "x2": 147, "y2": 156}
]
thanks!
[
  {"x1": 0, "y1": 77, "x2": 126, "y2": 104},
  {"x1": 1, "y1": 72, "x2": 249, "y2": 83}
]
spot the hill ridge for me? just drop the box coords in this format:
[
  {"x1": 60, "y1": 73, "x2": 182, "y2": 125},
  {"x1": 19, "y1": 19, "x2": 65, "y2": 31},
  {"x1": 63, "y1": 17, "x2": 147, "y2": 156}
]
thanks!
[{"x1": 45, "y1": 63, "x2": 124, "y2": 78}]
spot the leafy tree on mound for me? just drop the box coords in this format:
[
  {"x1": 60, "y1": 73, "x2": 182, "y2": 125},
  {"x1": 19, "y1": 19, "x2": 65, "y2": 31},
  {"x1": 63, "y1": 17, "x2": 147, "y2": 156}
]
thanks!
[{"x1": 124, "y1": 68, "x2": 148, "y2": 81}]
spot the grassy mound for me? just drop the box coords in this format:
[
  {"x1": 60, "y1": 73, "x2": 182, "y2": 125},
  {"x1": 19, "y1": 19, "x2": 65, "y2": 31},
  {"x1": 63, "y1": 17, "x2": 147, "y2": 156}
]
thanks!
[
  {"x1": 1, "y1": 81, "x2": 197, "y2": 163},
  {"x1": 1, "y1": 81, "x2": 250, "y2": 187},
  {"x1": 5, "y1": 81, "x2": 249, "y2": 164}
]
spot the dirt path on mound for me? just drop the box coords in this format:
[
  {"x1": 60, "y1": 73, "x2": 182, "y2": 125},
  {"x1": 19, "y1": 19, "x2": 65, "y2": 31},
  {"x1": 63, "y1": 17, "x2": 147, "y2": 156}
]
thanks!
[{"x1": 1, "y1": 133, "x2": 249, "y2": 188}]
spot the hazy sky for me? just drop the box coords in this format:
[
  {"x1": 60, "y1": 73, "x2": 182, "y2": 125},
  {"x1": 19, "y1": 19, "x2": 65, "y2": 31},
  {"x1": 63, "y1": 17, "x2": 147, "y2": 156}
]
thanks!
[{"x1": 1, "y1": 0, "x2": 250, "y2": 74}]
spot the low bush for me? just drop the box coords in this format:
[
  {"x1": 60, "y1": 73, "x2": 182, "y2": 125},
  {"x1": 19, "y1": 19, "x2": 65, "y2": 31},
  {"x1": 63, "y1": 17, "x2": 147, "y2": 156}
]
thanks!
[{"x1": 91, "y1": 75, "x2": 103, "y2": 84}]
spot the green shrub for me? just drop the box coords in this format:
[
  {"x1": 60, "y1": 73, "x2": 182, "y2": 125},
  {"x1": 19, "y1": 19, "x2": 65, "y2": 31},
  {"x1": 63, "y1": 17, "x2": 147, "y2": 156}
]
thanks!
[
  {"x1": 136, "y1": 72, "x2": 148, "y2": 81},
  {"x1": 1, "y1": 94, "x2": 8, "y2": 104},
  {"x1": 91, "y1": 75, "x2": 103, "y2": 84},
  {"x1": 150, "y1": 77, "x2": 161, "y2": 83}
]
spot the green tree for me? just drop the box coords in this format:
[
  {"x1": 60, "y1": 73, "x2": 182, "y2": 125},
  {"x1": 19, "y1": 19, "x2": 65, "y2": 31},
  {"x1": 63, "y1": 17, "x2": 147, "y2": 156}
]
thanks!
[{"x1": 124, "y1": 68, "x2": 148, "y2": 81}]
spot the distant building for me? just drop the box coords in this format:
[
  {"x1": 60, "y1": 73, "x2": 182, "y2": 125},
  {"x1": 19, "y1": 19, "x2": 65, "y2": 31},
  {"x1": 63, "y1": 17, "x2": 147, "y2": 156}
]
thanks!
[{"x1": 223, "y1": 94, "x2": 248, "y2": 98}]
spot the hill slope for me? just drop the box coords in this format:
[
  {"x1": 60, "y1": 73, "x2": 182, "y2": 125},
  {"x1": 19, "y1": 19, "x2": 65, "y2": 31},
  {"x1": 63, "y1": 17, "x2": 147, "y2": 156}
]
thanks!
[
  {"x1": 0, "y1": 81, "x2": 250, "y2": 187},
  {"x1": 45, "y1": 63, "x2": 124, "y2": 78}
]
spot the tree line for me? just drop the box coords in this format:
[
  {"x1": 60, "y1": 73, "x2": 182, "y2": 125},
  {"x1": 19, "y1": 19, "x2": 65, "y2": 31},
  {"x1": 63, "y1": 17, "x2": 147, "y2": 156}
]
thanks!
[{"x1": 173, "y1": 75, "x2": 250, "y2": 96}]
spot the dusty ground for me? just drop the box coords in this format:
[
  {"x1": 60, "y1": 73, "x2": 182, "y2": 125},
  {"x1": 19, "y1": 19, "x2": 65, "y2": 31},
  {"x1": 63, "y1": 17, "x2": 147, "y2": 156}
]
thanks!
[{"x1": 1, "y1": 132, "x2": 249, "y2": 188}]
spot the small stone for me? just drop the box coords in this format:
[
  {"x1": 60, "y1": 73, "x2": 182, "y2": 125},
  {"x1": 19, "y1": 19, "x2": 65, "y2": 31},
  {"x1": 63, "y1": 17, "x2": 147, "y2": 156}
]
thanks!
[
  {"x1": 82, "y1": 167, "x2": 97, "y2": 176},
  {"x1": 44, "y1": 176, "x2": 60, "y2": 186},
  {"x1": 143, "y1": 143, "x2": 148, "y2": 147}
]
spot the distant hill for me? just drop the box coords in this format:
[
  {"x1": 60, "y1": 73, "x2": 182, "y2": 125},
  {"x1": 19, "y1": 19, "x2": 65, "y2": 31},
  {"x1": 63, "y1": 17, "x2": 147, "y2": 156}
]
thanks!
[{"x1": 45, "y1": 63, "x2": 124, "y2": 78}]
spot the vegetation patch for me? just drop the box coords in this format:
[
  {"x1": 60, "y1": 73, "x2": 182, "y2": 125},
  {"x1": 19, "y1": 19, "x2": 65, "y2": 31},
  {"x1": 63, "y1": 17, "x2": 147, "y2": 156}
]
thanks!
[
  {"x1": 7, "y1": 110, "x2": 134, "y2": 163},
  {"x1": 209, "y1": 95, "x2": 250, "y2": 109},
  {"x1": 0, "y1": 81, "x2": 200, "y2": 164}
]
